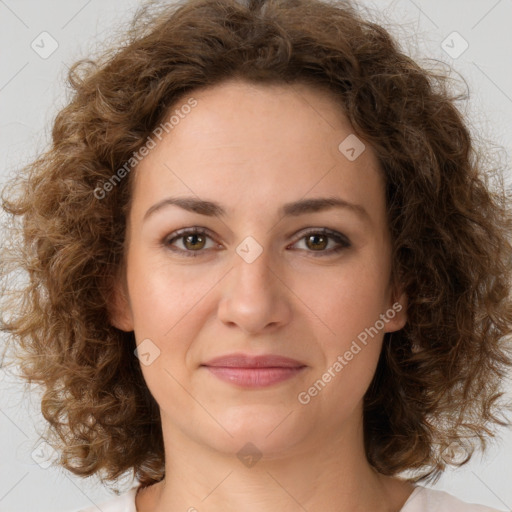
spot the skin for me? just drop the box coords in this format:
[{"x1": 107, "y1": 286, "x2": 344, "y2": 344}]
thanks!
[{"x1": 111, "y1": 78, "x2": 415, "y2": 511}]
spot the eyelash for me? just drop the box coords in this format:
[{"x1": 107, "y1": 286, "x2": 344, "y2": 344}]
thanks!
[{"x1": 162, "y1": 227, "x2": 351, "y2": 258}]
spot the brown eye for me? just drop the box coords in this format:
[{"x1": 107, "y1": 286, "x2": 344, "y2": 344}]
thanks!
[
  {"x1": 163, "y1": 227, "x2": 218, "y2": 257},
  {"x1": 182, "y1": 233, "x2": 207, "y2": 251},
  {"x1": 162, "y1": 227, "x2": 351, "y2": 258},
  {"x1": 305, "y1": 233, "x2": 329, "y2": 251},
  {"x1": 291, "y1": 228, "x2": 351, "y2": 257}
]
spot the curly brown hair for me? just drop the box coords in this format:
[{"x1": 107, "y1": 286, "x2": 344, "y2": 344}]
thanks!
[{"x1": 1, "y1": 0, "x2": 512, "y2": 493}]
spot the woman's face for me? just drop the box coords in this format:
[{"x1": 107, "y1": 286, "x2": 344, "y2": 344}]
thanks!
[{"x1": 111, "y1": 78, "x2": 407, "y2": 459}]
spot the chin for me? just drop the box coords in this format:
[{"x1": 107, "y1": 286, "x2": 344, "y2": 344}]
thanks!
[{"x1": 199, "y1": 405, "x2": 310, "y2": 458}]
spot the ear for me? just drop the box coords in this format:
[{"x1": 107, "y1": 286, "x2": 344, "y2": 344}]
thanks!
[
  {"x1": 107, "y1": 273, "x2": 134, "y2": 332},
  {"x1": 383, "y1": 286, "x2": 408, "y2": 333}
]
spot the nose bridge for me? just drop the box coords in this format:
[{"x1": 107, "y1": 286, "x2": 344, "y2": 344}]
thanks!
[
  {"x1": 231, "y1": 228, "x2": 276, "y2": 289},
  {"x1": 217, "y1": 239, "x2": 290, "y2": 333},
  {"x1": 231, "y1": 240, "x2": 277, "y2": 305},
  {"x1": 246, "y1": 253, "x2": 278, "y2": 293}
]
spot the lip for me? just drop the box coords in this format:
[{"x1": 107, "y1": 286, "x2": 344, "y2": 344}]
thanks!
[
  {"x1": 201, "y1": 353, "x2": 307, "y2": 388},
  {"x1": 202, "y1": 353, "x2": 306, "y2": 368}
]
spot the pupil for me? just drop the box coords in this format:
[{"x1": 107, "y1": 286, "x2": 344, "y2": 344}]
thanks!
[
  {"x1": 185, "y1": 234, "x2": 204, "y2": 250},
  {"x1": 308, "y1": 234, "x2": 326, "y2": 250}
]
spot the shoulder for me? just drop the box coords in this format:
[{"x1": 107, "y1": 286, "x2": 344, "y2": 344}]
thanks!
[
  {"x1": 67, "y1": 484, "x2": 505, "y2": 512},
  {"x1": 401, "y1": 485, "x2": 506, "y2": 512},
  {"x1": 69, "y1": 486, "x2": 139, "y2": 512}
]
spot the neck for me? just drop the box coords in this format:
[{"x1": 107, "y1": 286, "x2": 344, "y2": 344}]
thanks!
[{"x1": 136, "y1": 410, "x2": 416, "y2": 512}]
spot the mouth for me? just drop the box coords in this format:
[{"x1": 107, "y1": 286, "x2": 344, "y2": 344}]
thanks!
[{"x1": 201, "y1": 353, "x2": 307, "y2": 388}]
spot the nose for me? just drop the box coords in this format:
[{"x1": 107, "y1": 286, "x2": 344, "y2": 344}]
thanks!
[{"x1": 217, "y1": 247, "x2": 292, "y2": 335}]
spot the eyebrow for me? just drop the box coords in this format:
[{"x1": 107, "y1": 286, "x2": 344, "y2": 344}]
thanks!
[{"x1": 143, "y1": 195, "x2": 370, "y2": 222}]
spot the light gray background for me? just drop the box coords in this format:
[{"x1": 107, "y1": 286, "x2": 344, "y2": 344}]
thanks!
[{"x1": 1, "y1": 0, "x2": 511, "y2": 511}]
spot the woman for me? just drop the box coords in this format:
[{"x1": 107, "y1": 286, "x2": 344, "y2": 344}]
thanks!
[{"x1": 1, "y1": 0, "x2": 511, "y2": 510}]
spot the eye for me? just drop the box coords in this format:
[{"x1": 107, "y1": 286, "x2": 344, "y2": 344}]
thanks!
[
  {"x1": 163, "y1": 227, "x2": 219, "y2": 257},
  {"x1": 162, "y1": 227, "x2": 351, "y2": 258},
  {"x1": 289, "y1": 228, "x2": 351, "y2": 256}
]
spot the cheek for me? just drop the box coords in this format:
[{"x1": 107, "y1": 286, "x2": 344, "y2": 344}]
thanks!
[
  {"x1": 303, "y1": 280, "x2": 385, "y2": 413},
  {"x1": 302, "y1": 255, "x2": 391, "y2": 339},
  {"x1": 123, "y1": 260, "x2": 200, "y2": 383},
  {"x1": 126, "y1": 247, "x2": 211, "y2": 333},
  {"x1": 298, "y1": 254, "x2": 389, "y2": 394},
  {"x1": 309, "y1": 341, "x2": 383, "y2": 423},
  {"x1": 126, "y1": 260, "x2": 211, "y2": 399},
  {"x1": 317, "y1": 288, "x2": 385, "y2": 389}
]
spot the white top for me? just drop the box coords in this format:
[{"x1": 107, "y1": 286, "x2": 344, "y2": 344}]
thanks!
[{"x1": 73, "y1": 484, "x2": 505, "y2": 511}]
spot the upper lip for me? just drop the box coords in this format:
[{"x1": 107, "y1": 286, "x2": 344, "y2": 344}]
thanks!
[{"x1": 202, "y1": 353, "x2": 307, "y2": 368}]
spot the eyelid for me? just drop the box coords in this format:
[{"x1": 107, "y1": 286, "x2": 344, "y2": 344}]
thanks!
[
  {"x1": 293, "y1": 227, "x2": 351, "y2": 247},
  {"x1": 162, "y1": 226, "x2": 220, "y2": 253},
  {"x1": 162, "y1": 226, "x2": 351, "y2": 257}
]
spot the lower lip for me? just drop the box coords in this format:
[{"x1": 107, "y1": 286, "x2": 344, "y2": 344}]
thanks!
[{"x1": 203, "y1": 366, "x2": 306, "y2": 388}]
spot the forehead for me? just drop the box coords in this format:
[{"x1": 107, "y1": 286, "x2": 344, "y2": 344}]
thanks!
[{"x1": 130, "y1": 79, "x2": 385, "y2": 223}]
